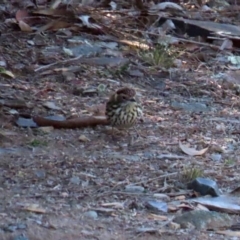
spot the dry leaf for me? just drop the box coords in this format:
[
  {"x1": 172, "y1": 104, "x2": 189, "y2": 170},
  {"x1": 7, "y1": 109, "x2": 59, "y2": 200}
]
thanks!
[
  {"x1": 79, "y1": 134, "x2": 90, "y2": 142},
  {"x1": 217, "y1": 230, "x2": 240, "y2": 237},
  {"x1": 18, "y1": 20, "x2": 32, "y2": 32},
  {"x1": 196, "y1": 204, "x2": 209, "y2": 211},
  {"x1": 179, "y1": 141, "x2": 209, "y2": 156},
  {"x1": 63, "y1": 47, "x2": 74, "y2": 56},
  {"x1": 79, "y1": 15, "x2": 101, "y2": 29},
  {"x1": 168, "y1": 205, "x2": 178, "y2": 211},
  {"x1": 185, "y1": 43, "x2": 200, "y2": 51},
  {"x1": 0, "y1": 68, "x2": 15, "y2": 78},
  {"x1": 201, "y1": 5, "x2": 213, "y2": 12},
  {"x1": 37, "y1": 20, "x2": 71, "y2": 33},
  {"x1": 169, "y1": 222, "x2": 181, "y2": 230},
  {"x1": 43, "y1": 101, "x2": 61, "y2": 110},
  {"x1": 101, "y1": 202, "x2": 124, "y2": 209},
  {"x1": 149, "y1": 214, "x2": 168, "y2": 221},
  {"x1": 175, "y1": 195, "x2": 185, "y2": 201},
  {"x1": 16, "y1": 9, "x2": 29, "y2": 22},
  {"x1": 23, "y1": 204, "x2": 46, "y2": 213},
  {"x1": 150, "y1": 2, "x2": 183, "y2": 11}
]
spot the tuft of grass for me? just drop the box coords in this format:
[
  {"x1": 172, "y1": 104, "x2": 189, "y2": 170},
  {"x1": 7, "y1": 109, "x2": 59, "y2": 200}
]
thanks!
[
  {"x1": 107, "y1": 62, "x2": 130, "y2": 78},
  {"x1": 137, "y1": 44, "x2": 177, "y2": 69},
  {"x1": 180, "y1": 166, "x2": 204, "y2": 184},
  {"x1": 29, "y1": 139, "x2": 48, "y2": 147},
  {"x1": 224, "y1": 159, "x2": 235, "y2": 166}
]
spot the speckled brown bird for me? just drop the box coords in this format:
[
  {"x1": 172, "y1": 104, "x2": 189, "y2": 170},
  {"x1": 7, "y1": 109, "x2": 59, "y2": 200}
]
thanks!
[{"x1": 105, "y1": 87, "x2": 143, "y2": 130}]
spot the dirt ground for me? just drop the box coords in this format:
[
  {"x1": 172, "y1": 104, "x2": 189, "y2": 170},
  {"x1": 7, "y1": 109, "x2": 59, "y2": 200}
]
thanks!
[{"x1": 0, "y1": 23, "x2": 240, "y2": 240}]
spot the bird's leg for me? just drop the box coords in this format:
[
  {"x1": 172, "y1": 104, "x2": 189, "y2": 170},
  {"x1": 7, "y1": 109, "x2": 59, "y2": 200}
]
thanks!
[{"x1": 133, "y1": 125, "x2": 140, "y2": 138}]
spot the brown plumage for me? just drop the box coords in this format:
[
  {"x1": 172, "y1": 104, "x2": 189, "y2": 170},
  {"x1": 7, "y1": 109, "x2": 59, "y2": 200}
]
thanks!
[{"x1": 105, "y1": 87, "x2": 143, "y2": 130}]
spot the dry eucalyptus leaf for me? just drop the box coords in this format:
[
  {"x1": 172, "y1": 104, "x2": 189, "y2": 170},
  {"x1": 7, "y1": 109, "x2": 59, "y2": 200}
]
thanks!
[
  {"x1": 0, "y1": 68, "x2": 15, "y2": 78},
  {"x1": 18, "y1": 20, "x2": 32, "y2": 32},
  {"x1": 217, "y1": 231, "x2": 240, "y2": 237},
  {"x1": 149, "y1": 214, "x2": 168, "y2": 221},
  {"x1": 179, "y1": 142, "x2": 209, "y2": 156},
  {"x1": 79, "y1": 135, "x2": 90, "y2": 142},
  {"x1": 101, "y1": 202, "x2": 124, "y2": 209},
  {"x1": 150, "y1": 2, "x2": 183, "y2": 11},
  {"x1": 23, "y1": 204, "x2": 46, "y2": 213},
  {"x1": 43, "y1": 101, "x2": 61, "y2": 110}
]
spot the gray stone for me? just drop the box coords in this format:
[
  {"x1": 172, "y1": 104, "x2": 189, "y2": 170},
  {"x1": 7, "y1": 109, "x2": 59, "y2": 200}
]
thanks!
[
  {"x1": 125, "y1": 185, "x2": 145, "y2": 193},
  {"x1": 84, "y1": 211, "x2": 98, "y2": 219}
]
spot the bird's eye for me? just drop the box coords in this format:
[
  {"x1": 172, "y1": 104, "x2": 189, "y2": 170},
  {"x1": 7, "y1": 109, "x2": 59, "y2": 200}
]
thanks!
[{"x1": 121, "y1": 95, "x2": 127, "y2": 100}]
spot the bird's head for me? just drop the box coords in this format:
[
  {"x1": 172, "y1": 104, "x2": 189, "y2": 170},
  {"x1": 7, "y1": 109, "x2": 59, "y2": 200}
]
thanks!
[{"x1": 109, "y1": 87, "x2": 137, "y2": 103}]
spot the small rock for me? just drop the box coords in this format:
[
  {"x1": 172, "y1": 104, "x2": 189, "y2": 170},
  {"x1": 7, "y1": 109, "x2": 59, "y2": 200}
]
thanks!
[
  {"x1": 136, "y1": 227, "x2": 158, "y2": 233},
  {"x1": 174, "y1": 210, "x2": 232, "y2": 230},
  {"x1": 84, "y1": 211, "x2": 98, "y2": 219},
  {"x1": 210, "y1": 153, "x2": 222, "y2": 161},
  {"x1": 92, "y1": 207, "x2": 115, "y2": 215},
  {"x1": 80, "y1": 57, "x2": 129, "y2": 67},
  {"x1": 13, "y1": 235, "x2": 29, "y2": 240},
  {"x1": 72, "y1": 87, "x2": 83, "y2": 96},
  {"x1": 82, "y1": 88, "x2": 97, "y2": 96},
  {"x1": 99, "y1": 41, "x2": 118, "y2": 49},
  {"x1": 69, "y1": 45, "x2": 102, "y2": 57},
  {"x1": 192, "y1": 195, "x2": 240, "y2": 212},
  {"x1": 16, "y1": 117, "x2": 38, "y2": 128},
  {"x1": 125, "y1": 155, "x2": 140, "y2": 162},
  {"x1": 143, "y1": 152, "x2": 154, "y2": 158},
  {"x1": 62, "y1": 72, "x2": 75, "y2": 81},
  {"x1": 187, "y1": 177, "x2": 221, "y2": 197},
  {"x1": 34, "y1": 170, "x2": 46, "y2": 179},
  {"x1": 171, "y1": 102, "x2": 210, "y2": 113},
  {"x1": 70, "y1": 176, "x2": 80, "y2": 185},
  {"x1": 128, "y1": 70, "x2": 144, "y2": 77},
  {"x1": 9, "y1": 109, "x2": 19, "y2": 115},
  {"x1": 153, "y1": 193, "x2": 170, "y2": 201},
  {"x1": 125, "y1": 185, "x2": 145, "y2": 193},
  {"x1": 0, "y1": 60, "x2": 7, "y2": 67},
  {"x1": 145, "y1": 200, "x2": 168, "y2": 213},
  {"x1": 27, "y1": 40, "x2": 35, "y2": 45},
  {"x1": 3, "y1": 223, "x2": 27, "y2": 232},
  {"x1": 97, "y1": 84, "x2": 106, "y2": 93},
  {"x1": 151, "y1": 80, "x2": 166, "y2": 90}
]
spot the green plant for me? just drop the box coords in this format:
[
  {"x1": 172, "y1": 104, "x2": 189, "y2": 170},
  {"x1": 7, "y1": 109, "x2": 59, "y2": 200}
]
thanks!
[
  {"x1": 108, "y1": 62, "x2": 130, "y2": 78},
  {"x1": 224, "y1": 159, "x2": 235, "y2": 166},
  {"x1": 181, "y1": 166, "x2": 204, "y2": 183},
  {"x1": 29, "y1": 139, "x2": 48, "y2": 147},
  {"x1": 138, "y1": 44, "x2": 176, "y2": 68}
]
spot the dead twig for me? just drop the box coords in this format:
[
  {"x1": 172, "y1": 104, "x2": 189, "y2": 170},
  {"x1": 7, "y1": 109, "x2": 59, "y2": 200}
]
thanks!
[{"x1": 34, "y1": 55, "x2": 83, "y2": 72}]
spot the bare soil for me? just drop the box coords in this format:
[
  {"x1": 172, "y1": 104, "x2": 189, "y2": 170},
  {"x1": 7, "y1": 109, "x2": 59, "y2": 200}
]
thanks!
[{"x1": 0, "y1": 29, "x2": 239, "y2": 240}]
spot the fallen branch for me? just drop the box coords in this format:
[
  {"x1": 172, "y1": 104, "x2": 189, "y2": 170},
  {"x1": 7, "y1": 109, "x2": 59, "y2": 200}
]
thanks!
[{"x1": 33, "y1": 115, "x2": 109, "y2": 128}]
